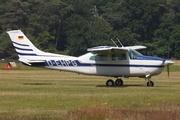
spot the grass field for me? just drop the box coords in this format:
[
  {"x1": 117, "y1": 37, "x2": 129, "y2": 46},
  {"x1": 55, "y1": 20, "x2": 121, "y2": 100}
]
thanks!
[{"x1": 0, "y1": 63, "x2": 180, "y2": 120}]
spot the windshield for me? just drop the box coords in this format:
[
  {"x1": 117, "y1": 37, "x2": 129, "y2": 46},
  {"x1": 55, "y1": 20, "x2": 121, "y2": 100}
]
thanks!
[{"x1": 128, "y1": 49, "x2": 143, "y2": 59}]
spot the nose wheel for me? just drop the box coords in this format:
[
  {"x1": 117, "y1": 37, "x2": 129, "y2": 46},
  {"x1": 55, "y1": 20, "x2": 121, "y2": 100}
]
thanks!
[{"x1": 147, "y1": 80, "x2": 154, "y2": 87}]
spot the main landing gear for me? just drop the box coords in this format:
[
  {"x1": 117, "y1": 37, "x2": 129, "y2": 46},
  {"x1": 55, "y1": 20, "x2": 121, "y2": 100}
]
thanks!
[{"x1": 106, "y1": 78, "x2": 123, "y2": 87}]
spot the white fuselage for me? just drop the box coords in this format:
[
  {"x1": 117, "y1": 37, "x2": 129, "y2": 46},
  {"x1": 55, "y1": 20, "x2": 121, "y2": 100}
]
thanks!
[{"x1": 28, "y1": 52, "x2": 164, "y2": 78}]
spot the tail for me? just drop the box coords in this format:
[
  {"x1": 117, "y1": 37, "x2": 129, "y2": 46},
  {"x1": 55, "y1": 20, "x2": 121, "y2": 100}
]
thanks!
[
  {"x1": 7, "y1": 30, "x2": 45, "y2": 57},
  {"x1": 7, "y1": 30, "x2": 64, "y2": 66}
]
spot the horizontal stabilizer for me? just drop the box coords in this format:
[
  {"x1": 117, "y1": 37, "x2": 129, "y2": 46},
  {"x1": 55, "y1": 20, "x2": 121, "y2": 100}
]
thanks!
[
  {"x1": 19, "y1": 59, "x2": 45, "y2": 66},
  {"x1": 19, "y1": 59, "x2": 32, "y2": 66}
]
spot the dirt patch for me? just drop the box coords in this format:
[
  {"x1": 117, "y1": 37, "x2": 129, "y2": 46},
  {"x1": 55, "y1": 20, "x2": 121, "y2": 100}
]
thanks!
[{"x1": 61, "y1": 104, "x2": 180, "y2": 120}]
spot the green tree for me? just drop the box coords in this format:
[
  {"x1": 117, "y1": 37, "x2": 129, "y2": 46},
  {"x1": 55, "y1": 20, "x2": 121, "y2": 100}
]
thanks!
[
  {"x1": 1, "y1": 0, "x2": 180, "y2": 59},
  {"x1": 85, "y1": 18, "x2": 112, "y2": 47},
  {"x1": 153, "y1": 13, "x2": 174, "y2": 58},
  {"x1": 170, "y1": 26, "x2": 180, "y2": 59},
  {"x1": 0, "y1": 32, "x2": 17, "y2": 59},
  {"x1": 34, "y1": 1, "x2": 74, "y2": 50},
  {"x1": 62, "y1": 14, "x2": 112, "y2": 56},
  {"x1": 62, "y1": 14, "x2": 89, "y2": 56},
  {"x1": 0, "y1": 0, "x2": 30, "y2": 31},
  {"x1": 35, "y1": 31, "x2": 58, "y2": 53}
]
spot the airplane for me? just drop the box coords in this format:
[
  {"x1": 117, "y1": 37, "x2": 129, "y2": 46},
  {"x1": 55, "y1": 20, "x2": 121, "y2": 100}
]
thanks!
[{"x1": 7, "y1": 30, "x2": 174, "y2": 87}]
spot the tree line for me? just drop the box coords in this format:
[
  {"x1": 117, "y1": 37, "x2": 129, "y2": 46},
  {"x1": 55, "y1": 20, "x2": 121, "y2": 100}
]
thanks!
[{"x1": 0, "y1": 0, "x2": 180, "y2": 59}]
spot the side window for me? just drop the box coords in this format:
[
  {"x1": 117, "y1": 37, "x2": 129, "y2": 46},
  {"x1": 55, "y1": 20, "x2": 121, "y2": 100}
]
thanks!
[
  {"x1": 112, "y1": 53, "x2": 126, "y2": 61},
  {"x1": 90, "y1": 54, "x2": 107, "y2": 61},
  {"x1": 89, "y1": 56, "x2": 95, "y2": 60}
]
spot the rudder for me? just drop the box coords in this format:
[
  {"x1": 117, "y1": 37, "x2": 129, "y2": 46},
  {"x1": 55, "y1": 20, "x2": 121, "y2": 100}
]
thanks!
[{"x1": 7, "y1": 30, "x2": 44, "y2": 58}]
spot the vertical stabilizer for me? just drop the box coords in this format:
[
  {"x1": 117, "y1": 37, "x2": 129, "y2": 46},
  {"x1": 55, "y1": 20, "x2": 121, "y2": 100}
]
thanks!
[{"x1": 7, "y1": 30, "x2": 45, "y2": 58}]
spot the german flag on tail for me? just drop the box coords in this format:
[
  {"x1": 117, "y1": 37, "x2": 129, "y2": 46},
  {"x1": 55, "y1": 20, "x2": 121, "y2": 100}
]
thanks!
[{"x1": 18, "y1": 36, "x2": 24, "y2": 40}]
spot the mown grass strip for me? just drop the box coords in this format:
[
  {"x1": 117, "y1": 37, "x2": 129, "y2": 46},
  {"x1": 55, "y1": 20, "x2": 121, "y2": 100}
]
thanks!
[{"x1": 0, "y1": 64, "x2": 180, "y2": 119}]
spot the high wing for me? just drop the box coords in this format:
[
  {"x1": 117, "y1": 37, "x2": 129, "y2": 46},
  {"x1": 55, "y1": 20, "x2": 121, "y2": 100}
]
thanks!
[
  {"x1": 125, "y1": 46, "x2": 147, "y2": 50},
  {"x1": 87, "y1": 46, "x2": 146, "y2": 52}
]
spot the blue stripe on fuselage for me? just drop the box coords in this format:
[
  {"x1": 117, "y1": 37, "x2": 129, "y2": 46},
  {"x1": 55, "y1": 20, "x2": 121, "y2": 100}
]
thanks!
[{"x1": 44, "y1": 60, "x2": 164, "y2": 68}]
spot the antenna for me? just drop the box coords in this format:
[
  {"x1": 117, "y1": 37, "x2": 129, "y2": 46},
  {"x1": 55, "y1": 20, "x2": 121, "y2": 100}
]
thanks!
[
  {"x1": 111, "y1": 38, "x2": 118, "y2": 47},
  {"x1": 116, "y1": 38, "x2": 124, "y2": 47}
]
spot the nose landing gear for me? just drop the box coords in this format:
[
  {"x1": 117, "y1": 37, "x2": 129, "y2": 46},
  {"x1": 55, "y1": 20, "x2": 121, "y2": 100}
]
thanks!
[{"x1": 147, "y1": 79, "x2": 154, "y2": 87}]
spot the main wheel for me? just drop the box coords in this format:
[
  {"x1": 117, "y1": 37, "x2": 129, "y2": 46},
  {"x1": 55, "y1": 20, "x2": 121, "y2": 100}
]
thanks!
[
  {"x1": 106, "y1": 79, "x2": 114, "y2": 87},
  {"x1": 147, "y1": 80, "x2": 154, "y2": 87},
  {"x1": 115, "y1": 79, "x2": 123, "y2": 86}
]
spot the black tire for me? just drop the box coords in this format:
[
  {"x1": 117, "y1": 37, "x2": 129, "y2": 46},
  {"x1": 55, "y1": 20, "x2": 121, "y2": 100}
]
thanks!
[
  {"x1": 147, "y1": 81, "x2": 154, "y2": 87},
  {"x1": 106, "y1": 79, "x2": 114, "y2": 87},
  {"x1": 115, "y1": 79, "x2": 123, "y2": 86}
]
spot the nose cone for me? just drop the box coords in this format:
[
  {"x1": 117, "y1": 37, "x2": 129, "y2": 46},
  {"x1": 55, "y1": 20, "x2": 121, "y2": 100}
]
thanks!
[{"x1": 164, "y1": 60, "x2": 174, "y2": 66}]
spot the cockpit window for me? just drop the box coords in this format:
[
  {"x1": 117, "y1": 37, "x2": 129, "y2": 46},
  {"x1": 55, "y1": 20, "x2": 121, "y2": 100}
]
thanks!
[
  {"x1": 128, "y1": 49, "x2": 143, "y2": 59},
  {"x1": 89, "y1": 54, "x2": 107, "y2": 61}
]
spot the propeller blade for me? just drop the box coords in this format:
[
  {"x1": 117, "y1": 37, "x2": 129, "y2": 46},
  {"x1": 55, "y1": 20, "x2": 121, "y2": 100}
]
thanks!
[
  {"x1": 164, "y1": 60, "x2": 174, "y2": 79},
  {"x1": 167, "y1": 65, "x2": 169, "y2": 79}
]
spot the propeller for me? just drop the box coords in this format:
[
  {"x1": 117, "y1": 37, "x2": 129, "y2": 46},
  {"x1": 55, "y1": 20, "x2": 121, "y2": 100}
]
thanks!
[
  {"x1": 163, "y1": 60, "x2": 174, "y2": 79},
  {"x1": 167, "y1": 65, "x2": 170, "y2": 79}
]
